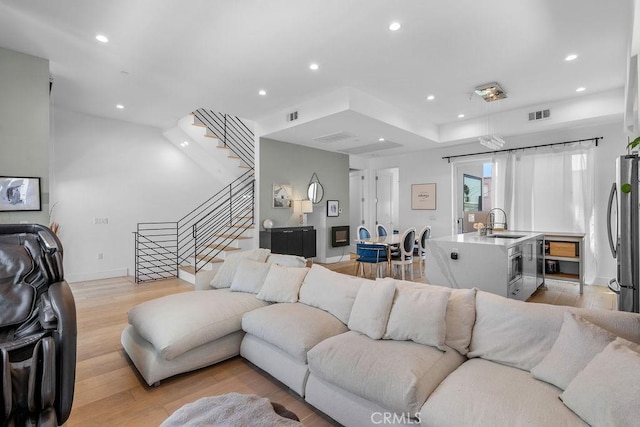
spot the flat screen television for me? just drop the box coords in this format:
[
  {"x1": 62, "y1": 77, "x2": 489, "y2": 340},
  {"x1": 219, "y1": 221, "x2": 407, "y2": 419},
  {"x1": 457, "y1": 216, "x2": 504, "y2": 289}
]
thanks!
[{"x1": 0, "y1": 176, "x2": 42, "y2": 211}]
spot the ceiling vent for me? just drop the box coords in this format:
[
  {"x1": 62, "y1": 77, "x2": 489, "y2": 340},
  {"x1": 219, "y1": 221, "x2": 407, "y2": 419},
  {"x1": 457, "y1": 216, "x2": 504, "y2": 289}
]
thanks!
[
  {"x1": 341, "y1": 140, "x2": 402, "y2": 155},
  {"x1": 528, "y1": 109, "x2": 551, "y2": 121},
  {"x1": 286, "y1": 111, "x2": 299, "y2": 122},
  {"x1": 312, "y1": 131, "x2": 356, "y2": 144}
]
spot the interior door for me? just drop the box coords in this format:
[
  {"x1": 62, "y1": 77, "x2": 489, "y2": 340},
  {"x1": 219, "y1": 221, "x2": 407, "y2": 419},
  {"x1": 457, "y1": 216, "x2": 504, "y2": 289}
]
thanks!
[
  {"x1": 376, "y1": 170, "x2": 394, "y2": 233},
  {"x1": 349, "y1": 171, "x2": 364, "y2": 252}
]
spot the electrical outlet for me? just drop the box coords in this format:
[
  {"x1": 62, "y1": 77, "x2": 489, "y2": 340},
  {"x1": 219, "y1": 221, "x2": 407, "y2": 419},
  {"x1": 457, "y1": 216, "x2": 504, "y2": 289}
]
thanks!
[
  {"x1": 93, "y1": 217, "x2": 109, "y2": 225},
  {"x1": 468, "y1": 214, "x2": 475, "y2": 222}
]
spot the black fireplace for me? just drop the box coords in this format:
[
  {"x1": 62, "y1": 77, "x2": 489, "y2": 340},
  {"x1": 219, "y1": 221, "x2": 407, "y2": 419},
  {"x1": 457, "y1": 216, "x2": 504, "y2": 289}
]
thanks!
[{"x1": 331, "y1": 226, "x2": 350, "y2": 247}]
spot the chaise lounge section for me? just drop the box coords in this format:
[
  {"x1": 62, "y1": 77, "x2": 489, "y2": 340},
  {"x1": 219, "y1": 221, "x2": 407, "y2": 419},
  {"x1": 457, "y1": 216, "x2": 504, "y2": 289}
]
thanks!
[{"x1": 121, "y1": 249, "x2": 640, "y2": 426}]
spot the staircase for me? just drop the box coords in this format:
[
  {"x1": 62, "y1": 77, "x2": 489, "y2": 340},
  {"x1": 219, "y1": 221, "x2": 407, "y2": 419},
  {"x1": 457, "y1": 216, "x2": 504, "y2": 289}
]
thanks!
[{"x1": 134, "y1": 110, "x2": 255, "y2": 286}]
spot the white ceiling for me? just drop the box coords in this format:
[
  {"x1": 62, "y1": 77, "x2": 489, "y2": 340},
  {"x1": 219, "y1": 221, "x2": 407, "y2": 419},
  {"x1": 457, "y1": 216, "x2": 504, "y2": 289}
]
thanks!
[{"x1": 0, "y1": 0, "x2": 633, "y2": 156}]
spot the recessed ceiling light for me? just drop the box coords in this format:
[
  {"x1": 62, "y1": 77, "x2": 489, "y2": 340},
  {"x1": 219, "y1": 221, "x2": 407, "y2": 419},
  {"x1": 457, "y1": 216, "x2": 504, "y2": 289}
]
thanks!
[
  {"x1": 565, "y1": 54, "x2": 578, "y2": 61},
  {"x1": 458, "y1": 114, "x2": 465, "y2": 118},
  {"x1": 379, "y1": 138, "x2": 385, "y2": 142},
  {"x1": 96, "y1": 34, "x2": 109, "y2": 43},
  {"x1": 427, "y1": 95, "x2": 435, "y2": 101},
  {"x1": 576, "y1": 87, "x2": 586, "y2": 92},
  {"x1": 388, "y1": 22, "x2": 401, "y2": 31},
  {"x1": 116, "y1": 104, "x2": 124, "y2": 109},
  {"x1": 180, "y1": 141, "x2": 189, "y2": 148},
  {"x1": 309, "y1": 63, "x2": 319, "y2": 71},
  {"x1": 258, "y1": 89, "x2": 266, "y2": 96}
]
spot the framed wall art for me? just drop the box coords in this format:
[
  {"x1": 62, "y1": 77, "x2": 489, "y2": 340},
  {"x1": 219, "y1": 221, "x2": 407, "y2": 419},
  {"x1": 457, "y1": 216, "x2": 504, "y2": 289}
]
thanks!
[
  {"x1": 0, "y1": 176, "x2": 42, "y2": 212},
  {"x1": 272, "y1": 183, "x2": 293, "y2": 208},
  {"x1": 411, "y1": 183, "x2": 436, "y2": 210},
  {"x1": 327, "y1": 200, "x2": 339, "y2": 217}
]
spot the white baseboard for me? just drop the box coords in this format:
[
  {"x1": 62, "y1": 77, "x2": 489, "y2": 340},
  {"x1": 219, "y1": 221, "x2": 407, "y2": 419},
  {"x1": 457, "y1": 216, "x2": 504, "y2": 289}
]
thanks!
[{"x1": 66, "y1": 268, "x2": 129, "y2": 283}]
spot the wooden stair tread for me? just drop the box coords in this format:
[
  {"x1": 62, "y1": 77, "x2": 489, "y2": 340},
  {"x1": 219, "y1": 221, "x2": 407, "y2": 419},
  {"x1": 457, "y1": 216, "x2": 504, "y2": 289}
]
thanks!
[
  {"x1": 195, "y1": 255, "x2": 224, "y2": 263},
  {"x1": 204, "y1": 133, "x2": 219, "y2": 139},
  {"x1": 216, "y1": 145, "x2": 230, "y2": 149},
  {"x1": 192, "y1": 122, "x2": 206, "y2": 128},
  {"x1": 229, "y1": 225, "x2": 254, "y2": 229},
  {"x1": 239, "y1": 165, "x2": 250, "y2": 169},
  {"x1": 216, "y1": 234, "x2": 251, "y2": 239},
  {"x1": 206, "y1": 244, "x2": 241, "y2": 251},
  {"x1": 179, "y1": 265, "x2": 196, "y2": 274},
  {"x1": 228, "y1": 155, "x2": 240, "y2": 159}
]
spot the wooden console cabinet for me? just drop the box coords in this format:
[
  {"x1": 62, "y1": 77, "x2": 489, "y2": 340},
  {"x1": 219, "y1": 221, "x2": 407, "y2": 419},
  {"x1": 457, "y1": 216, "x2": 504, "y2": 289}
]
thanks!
[{"x1": 260, "y1": 226, "x2": 316, "y2": 258}]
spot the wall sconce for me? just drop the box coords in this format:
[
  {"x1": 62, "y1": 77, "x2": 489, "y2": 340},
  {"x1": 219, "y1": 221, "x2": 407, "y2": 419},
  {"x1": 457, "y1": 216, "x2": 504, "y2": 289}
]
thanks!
[{"x1": 293, "y1": 199, "x2": 313, "y2": 225}]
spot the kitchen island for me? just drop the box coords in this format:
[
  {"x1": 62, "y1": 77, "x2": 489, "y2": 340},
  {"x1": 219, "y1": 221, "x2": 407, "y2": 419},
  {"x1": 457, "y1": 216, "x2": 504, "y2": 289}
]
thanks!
[{"x1": 425, "y1": 231, "x2": 545, "y2": 300}]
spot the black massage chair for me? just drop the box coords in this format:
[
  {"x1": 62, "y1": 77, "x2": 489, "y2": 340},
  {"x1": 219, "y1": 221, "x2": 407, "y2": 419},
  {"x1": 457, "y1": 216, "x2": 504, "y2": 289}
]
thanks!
[{"x1": 0, "y1": 224, "x2": 76, "y2": 426}]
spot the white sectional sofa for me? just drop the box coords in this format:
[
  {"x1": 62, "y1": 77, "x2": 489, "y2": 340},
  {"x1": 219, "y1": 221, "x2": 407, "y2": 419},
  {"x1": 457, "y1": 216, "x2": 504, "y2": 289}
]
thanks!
[{"x1": 122, "y1": 249, "x2": 640, "y2": 426}]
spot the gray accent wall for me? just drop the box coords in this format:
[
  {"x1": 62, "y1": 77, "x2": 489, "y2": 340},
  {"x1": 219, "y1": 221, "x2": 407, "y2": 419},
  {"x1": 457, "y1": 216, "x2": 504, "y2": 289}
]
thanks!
[
  {"x1": 259, "y1": 138, "x2": 350, "y2": 262},
  {"x1": 0, "y1": 47, "x2": 50, "y2": 225}
]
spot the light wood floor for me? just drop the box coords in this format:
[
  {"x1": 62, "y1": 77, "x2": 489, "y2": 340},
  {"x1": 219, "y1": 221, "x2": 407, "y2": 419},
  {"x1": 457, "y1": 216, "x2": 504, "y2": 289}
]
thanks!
[{"x1": 65, "y1": 258, "x2": 616, "y2": 426}]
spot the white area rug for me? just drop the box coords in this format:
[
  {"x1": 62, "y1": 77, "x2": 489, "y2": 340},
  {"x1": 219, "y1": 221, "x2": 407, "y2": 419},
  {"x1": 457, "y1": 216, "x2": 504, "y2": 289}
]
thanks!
[{"x1": 160, "y1": 393, "x2": 302, "y2": 427}]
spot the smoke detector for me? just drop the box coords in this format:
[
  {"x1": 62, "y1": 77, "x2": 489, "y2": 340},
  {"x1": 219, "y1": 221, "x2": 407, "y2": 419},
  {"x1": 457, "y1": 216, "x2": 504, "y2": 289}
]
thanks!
[{"x1": 474, "y1": 82, "x2": 507, "y2": 102}]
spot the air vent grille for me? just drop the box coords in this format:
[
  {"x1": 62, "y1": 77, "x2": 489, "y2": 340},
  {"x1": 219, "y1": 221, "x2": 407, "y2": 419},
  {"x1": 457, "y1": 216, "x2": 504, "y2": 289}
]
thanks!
[
  {"x1": 287, "y1": 111, "x2": 299, "y2": 122},
  {"x1": 528, "y1": 109, "x2": 550, "y2": 121},
  {"x1": 312, "y1": 131, "x2": 356, "y2": 144}
]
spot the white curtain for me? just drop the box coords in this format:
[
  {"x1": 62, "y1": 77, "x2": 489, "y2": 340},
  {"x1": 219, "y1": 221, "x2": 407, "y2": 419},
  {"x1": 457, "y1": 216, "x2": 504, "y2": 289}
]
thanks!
[{"x1": 492, "y1": 142, "x2": 596, "y2": 282}]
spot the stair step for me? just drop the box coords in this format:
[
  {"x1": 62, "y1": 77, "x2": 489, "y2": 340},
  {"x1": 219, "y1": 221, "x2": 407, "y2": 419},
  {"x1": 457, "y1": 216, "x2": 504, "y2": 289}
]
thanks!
[
  {"x1": 216, "y1": 234, "x2": 252, "y2": 239},
  {"x1": 228, "y1": 154, "x2": 240, "y2": 159},
  {"x1": 229, "y1": 225, "x2": 255, "y2": 230},
  {"x1": 204, "y1": 133, "x2": 219, "y2": 139},
  {"x1": 206, "y1": 244, "x2": 241, "y2": 251},
  {"x1": 192, "y1": 121, "x2": 206, "y2": 128},
  {"x1": 179, "y1": 265, "x2": 196, "y2": 274},
  {"x1": 216, "y1": 145, "x2": 230, "y2": 149},
  {"x1": 196, "y1": 255, "x2": 224, "y2": 263},
  {"x1": 239, "y1": 164, "x2": 251, "y2": 169}
]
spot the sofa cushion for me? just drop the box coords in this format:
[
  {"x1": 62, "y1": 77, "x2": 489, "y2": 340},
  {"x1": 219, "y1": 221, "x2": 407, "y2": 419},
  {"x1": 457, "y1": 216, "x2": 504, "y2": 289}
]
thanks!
[
  {"x1": 388, "y1": 280, "x2": 477, "y2": 355},
  {"x1": 468, "y1": 291, "x2": 640, "y2": 371},
  {"x1": 242, "y1": 303, "x2": 348, "y2": 363},
  {"x1": 210, "y1": 248, "x2": 271, "y2": 289},
  {"x1": 256, "y1": 264, "x2": 309, "y2": 303},
  {"x1": 560, "y1": 338, "x2": 640, "y2": 427},
  {"x1": 128, "y1": 289, "x2": 269, "y2": 360},
  {"x1": 230, "y1": 259, "x2": 272, "y2": 294},
  {"x1": 266, "y1": 253, "x2": 307, "y2": 267},
  {"x1": 420, "y1": 358, "x2": 587, "y2": 427},
  {"x1": 307, "y1": 331, "x2": 464, "y2": 414},
  {"x1": 384, "y1": 283, "x2": 450, "y2": 350},
  {"x1": 531, "y1": 312, "x2": 616, "y2": 390},
  {"x1": 299, "y1": 264, "x2": 362, "y2": 324},
  {"x1": 347, "y1": 278, "x2": 395, "y2": 339}
]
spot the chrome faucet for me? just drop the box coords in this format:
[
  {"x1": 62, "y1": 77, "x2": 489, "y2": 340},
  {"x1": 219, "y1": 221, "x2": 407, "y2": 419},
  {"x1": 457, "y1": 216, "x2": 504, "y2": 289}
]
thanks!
[{"x1": 487, "y1": 208, "x2": 508, "y2": 234}]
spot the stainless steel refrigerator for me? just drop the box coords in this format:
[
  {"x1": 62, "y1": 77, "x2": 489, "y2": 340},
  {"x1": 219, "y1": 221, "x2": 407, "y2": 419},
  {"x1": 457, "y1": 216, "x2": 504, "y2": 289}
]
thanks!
[{"x1": 607, "y1": 154, "x2": 640, "y2": 312}]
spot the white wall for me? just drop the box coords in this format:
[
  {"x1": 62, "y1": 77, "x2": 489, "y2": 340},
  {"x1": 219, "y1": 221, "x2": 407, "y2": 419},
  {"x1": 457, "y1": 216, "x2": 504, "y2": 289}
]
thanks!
[
  {"x1": 0, "y1": 47, "x2": 49, "y2": 225},
  {"x1": 368, "y1": 120, "x2": 628, "y2": 285},
  {"x1": 52, "y1": 108, "x2": 220, "y2": 282}
]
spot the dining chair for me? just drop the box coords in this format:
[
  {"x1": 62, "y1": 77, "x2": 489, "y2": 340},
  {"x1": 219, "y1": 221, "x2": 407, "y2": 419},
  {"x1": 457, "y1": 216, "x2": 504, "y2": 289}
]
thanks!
[
  {"x1": 354, "y1": 243, "x2": 388, "y2": 278},
  {"x1": 391, "y1": 227, "x2": 416, "y2": 280},
  {"x1": 357, "y1": 225, "x2": 371, "y2": 241},
  {"x1": 414, "y1": 225, "x2": 431, "y2": 277},
  {"x1": 376, "y1": 224, "x2": 388, "y2": 238}
]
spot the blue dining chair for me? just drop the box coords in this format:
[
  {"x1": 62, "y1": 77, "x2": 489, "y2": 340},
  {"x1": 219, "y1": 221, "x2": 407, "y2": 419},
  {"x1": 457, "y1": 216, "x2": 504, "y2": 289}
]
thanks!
[
  {"x1": 376, "y1": 224, "x2": 388, "y2": 238},
  {"x1": 354, "y1": 243, "x2": 388, "y2": 278},
  {"x1": 357, "y1": 226, "x2": 371, "y2": 241}
]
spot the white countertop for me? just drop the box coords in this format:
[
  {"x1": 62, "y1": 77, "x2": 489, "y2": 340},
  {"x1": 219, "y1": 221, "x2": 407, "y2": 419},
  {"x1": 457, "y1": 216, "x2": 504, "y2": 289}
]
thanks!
[{"x1": 431, "y1": 231, "x2": 544, "y2": 247}]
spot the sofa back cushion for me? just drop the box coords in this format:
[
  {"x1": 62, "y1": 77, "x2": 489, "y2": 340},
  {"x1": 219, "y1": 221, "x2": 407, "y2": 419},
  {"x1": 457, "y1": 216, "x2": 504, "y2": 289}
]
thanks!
[
  {"x1": 265, "y1": 253, "x2": 307, "y2": 268},
  {"x1": 468, "y1": 291, "x2": 640, "y2": 371},
  {"x1": 348, "y1": 278, "x2": 396, "y2": 339},
  {"x1": 256, "y1": 264, "x2": 309, "y2": 303},
  {"x1": 390, "y1": 280, "x2": 477, "y2": 355},
  {"x1": 210, "y1": 248, "x2": 271, "y2": 289},
  {"x1": 299, "y1": 264, "x2": 363, "y2": 324},
  {"x1": 384, "y1": 282, "x2": 451, "y2": 350},
  {"x1": 229, "y1": 259, "x2": 272, "y2": 294}
]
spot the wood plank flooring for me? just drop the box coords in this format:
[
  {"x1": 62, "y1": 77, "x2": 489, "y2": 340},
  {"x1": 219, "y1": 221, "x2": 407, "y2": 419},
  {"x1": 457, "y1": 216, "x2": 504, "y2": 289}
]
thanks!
[{"x1": 65, "y1": 258, "x2": 616, "y2": 426}]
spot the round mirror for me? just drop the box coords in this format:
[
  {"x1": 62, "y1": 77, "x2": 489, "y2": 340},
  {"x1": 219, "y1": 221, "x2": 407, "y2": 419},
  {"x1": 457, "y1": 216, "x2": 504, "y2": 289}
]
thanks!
[{"x1": 308, "y1": 181, "x2": 324, "y2": 204}]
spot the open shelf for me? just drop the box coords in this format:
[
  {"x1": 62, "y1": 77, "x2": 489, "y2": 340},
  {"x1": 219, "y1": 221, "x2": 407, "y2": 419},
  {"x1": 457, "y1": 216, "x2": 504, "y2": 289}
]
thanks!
[{"x1": 543, "y1": 233, "x2": 584, "y2": 293}]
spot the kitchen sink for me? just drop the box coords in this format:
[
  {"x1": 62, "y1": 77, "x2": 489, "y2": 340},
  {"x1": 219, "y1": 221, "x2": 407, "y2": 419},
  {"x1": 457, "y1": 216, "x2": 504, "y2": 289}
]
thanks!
[{"x1": 486, "y1": 234, "x2": 526, "y2": 239}]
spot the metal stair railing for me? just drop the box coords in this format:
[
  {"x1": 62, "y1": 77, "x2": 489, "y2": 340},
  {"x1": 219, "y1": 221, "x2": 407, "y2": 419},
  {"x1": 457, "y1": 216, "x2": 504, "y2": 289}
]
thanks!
[
  {"x1": 134, "y1": 111, "x2": 255, "y2": 283},
  {"x1": 134, "y1": 222, "x2": 179, "y2": 283},
  {"x1": 193, "y1": 109, "x2": 254, "y2": 168}
]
